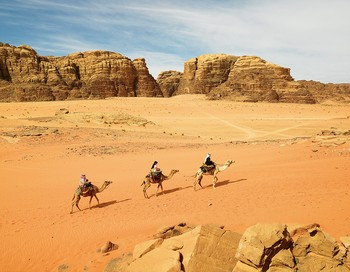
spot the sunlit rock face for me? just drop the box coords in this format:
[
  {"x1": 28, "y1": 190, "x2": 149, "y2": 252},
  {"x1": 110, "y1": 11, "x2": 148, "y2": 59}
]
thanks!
[
  {"x1": 160, "y1": 53, "x2": 350, "y2": 104},
  {"x1": 157, "y1": 70, "x2": 183, "y2": 97},
  {"x1": 1, "y1": 42, "x2": 349, "y2": 103},
  {"x1": 0, "y1": 43, "x2": 161, "y2": 101},
  {"x1": 176, "y1": 54, "x2": 239, "y2": 95}
]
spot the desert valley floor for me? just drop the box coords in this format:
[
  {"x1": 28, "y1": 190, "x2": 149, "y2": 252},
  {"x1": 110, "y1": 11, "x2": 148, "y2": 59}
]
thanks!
[{"x1": 0, "y1": 95, "x2": 349, "y2": 272}]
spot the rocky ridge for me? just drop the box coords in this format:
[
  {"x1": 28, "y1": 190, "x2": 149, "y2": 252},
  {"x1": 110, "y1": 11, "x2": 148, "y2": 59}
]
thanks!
[
  {"x1": 1, "y1": 42, "x2": 349, "y2": 103},
  {"x1": 101, "y1": 222, "x2": 350, "y2": 272},
  {"x1": 0, "y1": 43, "x2": 161, "y2": 101},
  {"x1": 159, "y1": 54, "x2": 350, "y2": 104}
]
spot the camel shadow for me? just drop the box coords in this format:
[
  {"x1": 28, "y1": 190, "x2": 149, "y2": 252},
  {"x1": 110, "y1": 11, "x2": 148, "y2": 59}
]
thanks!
[
  {"x1": 204, "y1": 179, "x2": 247, "y2": 189},
  {"x1": 149, "y1": 186, "x2": 192, "y2": 198},
  {"x1": 163, "y1": 186, "x2": 192, "y2": 195},
  {"x1": 90, "y1": 198, "x2": 131, "y2": 209}
]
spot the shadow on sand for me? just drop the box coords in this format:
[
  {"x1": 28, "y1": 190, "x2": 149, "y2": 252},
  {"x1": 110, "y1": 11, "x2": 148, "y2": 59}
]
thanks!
[
  {"x1": 91, "y1": 198, "x2": 131, "y2": 209},
  {"x1": 204, "y1": 178, "x2": 247, "y2": 189},
  {"x1": 149, "y1": 186, "x2": 193, "y2": 198}
]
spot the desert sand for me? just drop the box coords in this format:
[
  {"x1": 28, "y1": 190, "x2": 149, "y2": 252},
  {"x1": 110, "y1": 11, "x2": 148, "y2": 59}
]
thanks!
[{"x1": 0, "y1": 94, "x2": 349, "y2": 272}]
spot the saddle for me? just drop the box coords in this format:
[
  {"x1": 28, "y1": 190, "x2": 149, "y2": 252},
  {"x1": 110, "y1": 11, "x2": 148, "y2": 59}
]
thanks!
[
  {"x1": 77, "y1": 183, "x2": 93, "y2": 196},
  {"x1": 148, "y1": 171, "x2": 163, "y2": 182},
  {"x1": 200, "y1": 164, "x2": 215, "y2": 173}
]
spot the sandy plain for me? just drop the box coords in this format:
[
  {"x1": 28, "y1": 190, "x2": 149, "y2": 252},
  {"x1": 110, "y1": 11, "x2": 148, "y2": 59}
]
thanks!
[{"x1": 0, "y1": 94, "x2": 349, "y2": 272}]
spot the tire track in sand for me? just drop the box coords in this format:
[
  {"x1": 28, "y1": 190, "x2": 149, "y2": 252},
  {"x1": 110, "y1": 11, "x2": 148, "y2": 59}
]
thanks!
[{"x1": 200, "y1": 111, "x2": 308, "y2": 140}]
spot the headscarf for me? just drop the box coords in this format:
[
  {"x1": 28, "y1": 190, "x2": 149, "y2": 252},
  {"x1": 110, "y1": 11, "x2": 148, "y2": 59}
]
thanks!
[{"x1": 151, "y1": 161, "x2": 158, "y2": 169}]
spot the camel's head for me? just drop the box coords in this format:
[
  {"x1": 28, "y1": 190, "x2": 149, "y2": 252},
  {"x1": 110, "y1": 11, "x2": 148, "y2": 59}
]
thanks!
[
  {"x1": 172, "y1": 169, "x2": 180, "y2": 174},
  {"x1": 227, "y1": 160, "x2": 235, "y2": 166},
  {"x1": 104, "y1": 180, "x2": 113, "y2": 187}
]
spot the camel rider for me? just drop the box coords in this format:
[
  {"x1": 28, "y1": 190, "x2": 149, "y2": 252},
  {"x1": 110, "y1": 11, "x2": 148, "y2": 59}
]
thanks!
[
  {"x1": 150, "y1": 161, "x2": 164, "y2": 181},
  {"x1": 202, "y1": 153, "x2": 215, "y2": 172},
  {"x1": 79, "y1": 174, "x2": 92, "y2": 190}
]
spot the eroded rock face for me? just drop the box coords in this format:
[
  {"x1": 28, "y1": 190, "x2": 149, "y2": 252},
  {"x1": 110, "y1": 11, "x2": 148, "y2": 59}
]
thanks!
[
  {"x1": 123, "y1": 223, "x2": 242, "y2": 272},
  {"x1": 0, "y1": 43, "x2": 161, "y2": 101},
  {"x1": 2, "y1": 43, "x2": 349, "y2": 103},
  {"x1": 176, "y1": 54, "x2": 239, "y2": 95},
  {"x1": 234, "y1": 223, "x2": 350, "y2": 272},
  {"x1": 157, "y1": 70, "x2": 183, "y2": 97},
  {"x1": 234, "y1": 224, "x2": 294, "y2": 271},
  {"x1": 133, "y1": 58, "x2": 162, "y2": 97},
  {"x1": 104, "y1": 222, "x2": 350, "y2": 272},
  {"x1": 160, "y1": 53, "x2": 350, "y2": 104},
  {"x1": 207, "y1": 55, "x2": 315, "y2": 103}
]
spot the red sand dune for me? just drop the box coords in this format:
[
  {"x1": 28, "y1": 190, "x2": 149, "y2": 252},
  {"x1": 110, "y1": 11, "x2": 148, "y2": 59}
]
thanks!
[{"x1": 0, "y1": 95, "x2": 349, "y2": 271}]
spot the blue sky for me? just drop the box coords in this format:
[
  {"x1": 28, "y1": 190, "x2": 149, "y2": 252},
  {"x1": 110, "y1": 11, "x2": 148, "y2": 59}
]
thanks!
[{"x1": 1, "y1": 0, "x2": 349, "y2": 83}]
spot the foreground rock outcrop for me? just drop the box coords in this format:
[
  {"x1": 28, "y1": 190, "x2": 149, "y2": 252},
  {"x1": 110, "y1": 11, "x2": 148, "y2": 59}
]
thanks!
[
  {"x1": 104, "y1": 223, "x2": 350, "y2": 272},
  {"x1": 0, "y1": 42, "x2": 161, "y2": 101}
]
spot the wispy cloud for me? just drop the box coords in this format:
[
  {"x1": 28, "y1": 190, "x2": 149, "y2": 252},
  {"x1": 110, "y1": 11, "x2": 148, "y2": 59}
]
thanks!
[
  {"x1": 128, "y1": 51, "x2": 186, "y2": 78},
  {"x1": 1, "y1": 0, "x2": 349, "y2": 82}
]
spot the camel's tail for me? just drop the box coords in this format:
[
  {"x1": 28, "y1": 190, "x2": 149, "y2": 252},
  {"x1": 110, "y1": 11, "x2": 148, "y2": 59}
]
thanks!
[
  {"x1": 141, "y1": 180, "x2": 145, "y2": 186},
  {"x1": 71, "y1": 194, "x2": 76, "y2": 201}
]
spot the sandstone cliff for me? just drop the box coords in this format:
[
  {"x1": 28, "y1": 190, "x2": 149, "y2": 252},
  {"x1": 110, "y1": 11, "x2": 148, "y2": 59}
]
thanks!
[
  {"x1": 175, "y1": 54, "x2": 238, "y2": 95},
  {"x1": 1, "y1": 42, "x2": 349, "y2": 103},
  {"x1": 156, "y1": 70, "x2": 182, "y2": 97},
  {"x1": 159, "y1": 54, "x2": 350, "y2": 104},
  {"x1": 0, "y1": 42, "x2": 161, "y2": 101}
]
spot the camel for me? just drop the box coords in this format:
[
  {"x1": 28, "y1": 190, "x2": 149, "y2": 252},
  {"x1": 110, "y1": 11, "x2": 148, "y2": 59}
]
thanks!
[
  {"x1": 194, "y1": 160, "x2": 234, "y2": 190},
  {"x1": 70, "y1": 180, "x2": 113, "y2": 213},
  {"x1": 141, "y1": 169, "x2": 179, "y2": 199}
]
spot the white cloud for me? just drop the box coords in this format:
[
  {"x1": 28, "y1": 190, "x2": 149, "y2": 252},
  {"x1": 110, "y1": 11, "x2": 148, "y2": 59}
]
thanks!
[
  {"x1": 1, "y1": 0, "x2": 350, "y2": 82},
  {"x1": 128, "y1": 51, "x2": 186, "y2": 78}
]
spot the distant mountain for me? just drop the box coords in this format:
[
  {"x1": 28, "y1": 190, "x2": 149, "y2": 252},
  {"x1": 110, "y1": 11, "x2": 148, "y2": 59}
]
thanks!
[
  {"x1": 1, "y1": 42, "x2": 349, "y2": 103},
  {"x1": 0, "y1": 42, "x2": 161, "y2": 102},
  {"x1": 157, "y1": 54, "x2": 350, "y2": 104}
]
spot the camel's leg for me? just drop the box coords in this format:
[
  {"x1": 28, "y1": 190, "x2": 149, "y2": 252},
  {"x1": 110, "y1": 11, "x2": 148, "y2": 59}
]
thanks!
[
  {"x1": 94, "y1": 195, "x2": 100, "y2": 206},
  {"x1": 194, "y1": 175, "x2": 203, "y2": 191},
  {"x1": 157, "y1": 182, "x2": 164, "y2": 195},
  {"x1": 76, "y1": 202, "x2": 82, "y2": 211},
  {"x1": 89, "y1": 193, "x2": 100, "y2": 208},
  {"x1": 155, "y1": 183, "x2": 160, "y2": 197},
  {"x1": 198, "y1": 175, "x2": 203, "y2": 189},
  {"x1": 144, "y1": 189, "x2": 149, "y2": 199},
  {"x1": 213, "y1": 173, "x2": 218, "y2": 188},
  {"x1": 193, "y1": 177, "x2": 198, "y2": 191},
  {"x1": 143, "y1": 181, "x2": 151, "y2": 199},
  {"x1": 89, "y1": 195, "x2": 93, "y2": 208},
  {"x1": 70, "y1": 196, "x2": 76, "y2": 214},
  {"x1": 71, "y1": 195, "x2": 81, "y2": 213}
]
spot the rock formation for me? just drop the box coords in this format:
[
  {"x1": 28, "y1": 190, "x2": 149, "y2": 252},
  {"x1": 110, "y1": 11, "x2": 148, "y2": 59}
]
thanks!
[
  {"x1": 175, "y1": 54, "x2": 238, "y2": 95},
  {"x1": 160, "y1": 54, "x2": 350, "y2": 104},
  {"x1": 0, "y1": 42, "x2": 161, "y2": 101},
  {"x1": 104, "y1": 222, "x2": 350, "y2": 272},
  {"x1": 1, "y1": 42, "x2": 349, "y2": 103},
  {"x1": 157, "y1": 70, "x2": 182, "y2": 97}
]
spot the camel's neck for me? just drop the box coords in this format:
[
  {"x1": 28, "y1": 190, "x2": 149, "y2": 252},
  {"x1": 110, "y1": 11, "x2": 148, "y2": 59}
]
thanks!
[
  {"x1": 217, "y1": 163, "x2": 230, "y2": 172},
  {"x1": 97, "y1": 182, "x2": 109, "y2": 193},
  {"x1": 166, "y1": 171, "x2": 177, "y2": 180}
]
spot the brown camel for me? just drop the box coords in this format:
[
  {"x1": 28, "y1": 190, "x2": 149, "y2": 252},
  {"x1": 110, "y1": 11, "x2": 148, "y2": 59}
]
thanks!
[
  {"x1": 141, "y1": 169, "x2": 179, "y2": 199},
  {"x1": 70, "y1": 180, "x2": 112, "y2": 213},
  {"x1": 194, "y1": 160, "x2": 234, "y2": 190}
]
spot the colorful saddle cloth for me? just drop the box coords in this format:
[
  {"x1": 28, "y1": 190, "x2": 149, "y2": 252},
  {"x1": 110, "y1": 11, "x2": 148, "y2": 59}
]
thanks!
[
  {"x1": 147, "y1": 171, "x2": 162, "y2": 181},
  {"x1": 76, "y1": 183, "x2": 93, "y2": 195},
  {"x1": 200, "y1": 164, "x2": 215, "y2": 173}
]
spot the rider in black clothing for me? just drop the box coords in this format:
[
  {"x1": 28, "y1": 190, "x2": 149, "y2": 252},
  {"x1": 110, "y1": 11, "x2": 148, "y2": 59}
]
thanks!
[{"x1": 202, "y1": 153, "x2": 215, "y2": 172}]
